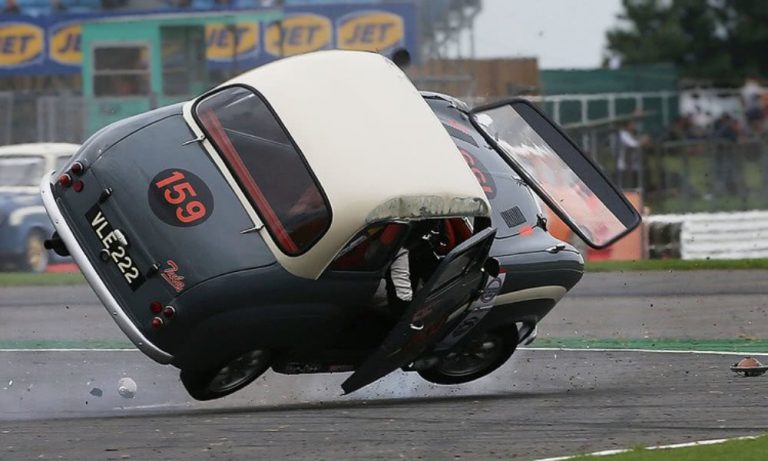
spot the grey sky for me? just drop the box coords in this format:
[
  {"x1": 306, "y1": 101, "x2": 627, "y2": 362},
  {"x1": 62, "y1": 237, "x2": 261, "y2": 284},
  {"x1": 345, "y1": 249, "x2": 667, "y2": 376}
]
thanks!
[{"x1": 474, "y1": 0, "x2": 623, "y2": 69}]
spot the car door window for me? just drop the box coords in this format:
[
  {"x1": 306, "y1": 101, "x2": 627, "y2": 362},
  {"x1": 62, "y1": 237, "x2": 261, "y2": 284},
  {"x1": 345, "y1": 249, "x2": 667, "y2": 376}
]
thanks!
[{"x1": 329, "y1": 223, "x2": 408, "y2": 272}]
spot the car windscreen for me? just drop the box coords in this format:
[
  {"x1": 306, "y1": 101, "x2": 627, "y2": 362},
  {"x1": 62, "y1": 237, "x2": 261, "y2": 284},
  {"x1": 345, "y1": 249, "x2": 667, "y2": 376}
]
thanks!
[
  {"x1": 194, "y1": 86, "x2": 331, "y2": 255},
  {"x1": 0, "y1": 155, "x2": 45, "y2": 187}
]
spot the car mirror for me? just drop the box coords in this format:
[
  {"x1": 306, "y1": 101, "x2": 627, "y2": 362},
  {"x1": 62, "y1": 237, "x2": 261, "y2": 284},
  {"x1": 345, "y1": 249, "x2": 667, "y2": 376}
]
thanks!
[{"x1": 470, "y1": 99, "x2": 641, "y2": 248}]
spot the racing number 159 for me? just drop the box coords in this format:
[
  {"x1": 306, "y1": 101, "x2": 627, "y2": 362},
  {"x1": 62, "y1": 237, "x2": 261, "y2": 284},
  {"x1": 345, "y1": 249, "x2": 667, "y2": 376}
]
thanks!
[{"x1": 154, "y1": 171, "x2": 207, "y2": 223}]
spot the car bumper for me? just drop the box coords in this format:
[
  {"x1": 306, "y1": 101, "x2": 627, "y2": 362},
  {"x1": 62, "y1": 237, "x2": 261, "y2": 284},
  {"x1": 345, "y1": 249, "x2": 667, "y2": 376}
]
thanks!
[{"x1": 40, "y1": 171, "x2": 173, "y2": 364}]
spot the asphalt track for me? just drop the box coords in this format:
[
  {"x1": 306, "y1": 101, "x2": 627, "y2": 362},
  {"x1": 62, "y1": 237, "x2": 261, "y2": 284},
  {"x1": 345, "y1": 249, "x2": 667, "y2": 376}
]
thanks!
[{"x1": 1, "y1": 271, "x2": 768, "y2": 460}]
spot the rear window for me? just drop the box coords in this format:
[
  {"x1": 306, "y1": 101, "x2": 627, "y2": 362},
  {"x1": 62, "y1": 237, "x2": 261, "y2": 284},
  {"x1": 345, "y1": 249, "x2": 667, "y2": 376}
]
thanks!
[{"x1": 194, "y1": 86, "x2": 331, "y2": 255}]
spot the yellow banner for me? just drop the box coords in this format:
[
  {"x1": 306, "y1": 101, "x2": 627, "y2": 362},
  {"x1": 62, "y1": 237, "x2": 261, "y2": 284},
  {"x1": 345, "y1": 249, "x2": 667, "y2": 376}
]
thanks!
[
  {"x1": 265, "y1": 14, "x2": 332, "y2": 57},
  {"x1": 205, "y1": 23, "x2": 260, "y2": 61},
  {"x1": 49, "y1": 23, "x2": 82, "y2": 65},
  {"x1": 336, "y1": 11, "x2": 403, "y2": 52},
  {"x1": 0, "y1": 22, "x2": 44, "y2": 66}
]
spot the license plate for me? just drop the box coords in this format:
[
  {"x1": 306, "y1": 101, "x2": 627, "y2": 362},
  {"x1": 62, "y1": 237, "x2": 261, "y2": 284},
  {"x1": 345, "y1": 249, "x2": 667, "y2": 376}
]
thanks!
[{"x1": 86, "y1": 205, "x2": 145, "y2": 290}]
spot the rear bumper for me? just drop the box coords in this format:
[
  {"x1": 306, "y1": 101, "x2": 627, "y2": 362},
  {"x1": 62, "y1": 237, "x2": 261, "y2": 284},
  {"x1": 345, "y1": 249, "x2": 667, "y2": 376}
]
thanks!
[{"x1": 40, "y1": 171, "x2": 173, "y2": 364}]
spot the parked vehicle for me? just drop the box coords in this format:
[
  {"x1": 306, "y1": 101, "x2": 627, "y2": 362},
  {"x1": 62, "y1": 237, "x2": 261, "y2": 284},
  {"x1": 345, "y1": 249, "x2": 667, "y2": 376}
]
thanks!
[
  {"x1": 41, "y1": 51, "x2": 639, "y2": 400},
  {"x1": 0, "y1": 143, "x2": 79, "y2": 272}
]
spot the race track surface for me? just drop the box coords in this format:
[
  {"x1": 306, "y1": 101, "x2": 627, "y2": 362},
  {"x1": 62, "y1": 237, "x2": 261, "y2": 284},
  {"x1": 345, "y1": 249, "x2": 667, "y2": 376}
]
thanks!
[{"x1": 1, "y1": 271, "x2": 768, "y2": 460}]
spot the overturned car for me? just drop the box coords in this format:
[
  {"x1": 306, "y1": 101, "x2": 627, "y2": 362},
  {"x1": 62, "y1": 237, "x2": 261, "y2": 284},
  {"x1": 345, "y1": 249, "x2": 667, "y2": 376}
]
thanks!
[{"x1": 41, "y1": 51, "x2": 639, "y2": 400}]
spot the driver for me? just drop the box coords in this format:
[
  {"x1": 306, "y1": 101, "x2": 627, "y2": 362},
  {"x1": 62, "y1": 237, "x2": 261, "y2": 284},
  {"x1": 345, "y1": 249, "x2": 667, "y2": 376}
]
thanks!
[{"x1": 384, "y1": 218, "x2": 472, "y2": 317}]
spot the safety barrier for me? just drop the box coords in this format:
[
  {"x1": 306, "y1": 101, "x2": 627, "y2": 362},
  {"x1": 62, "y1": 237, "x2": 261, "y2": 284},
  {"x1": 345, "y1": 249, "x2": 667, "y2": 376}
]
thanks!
[{"x1": 647, "y1": 211, "x2": 768, "y2": 260}]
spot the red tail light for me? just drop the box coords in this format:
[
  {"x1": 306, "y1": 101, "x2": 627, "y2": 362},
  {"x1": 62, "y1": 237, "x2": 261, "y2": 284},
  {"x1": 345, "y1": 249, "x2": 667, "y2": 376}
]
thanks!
[
  {"x1": 150, "y1": 301, "x2": 162, "y2": 314},
  {"x1": 151, "y1": 317, "x2": 164, "y2": 330},
  {"x1": 58, "y1": 174, "x2": 72, "y2": 187},
  {"x1": 70, "y1": 161, "x2": 84, "y2": 176},
  {"x1": 162, "y1": 306, "x2": 176, "y2": 319},
  {"x1": 73, "y1": 181, "x2": 84, "y2": 193}
]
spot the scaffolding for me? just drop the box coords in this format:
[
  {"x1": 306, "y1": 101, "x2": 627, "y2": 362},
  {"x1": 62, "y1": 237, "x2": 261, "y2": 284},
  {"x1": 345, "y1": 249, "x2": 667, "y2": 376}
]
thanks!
[{"x1": 409, "y1": 0, "x2": 482, "y2": 98}]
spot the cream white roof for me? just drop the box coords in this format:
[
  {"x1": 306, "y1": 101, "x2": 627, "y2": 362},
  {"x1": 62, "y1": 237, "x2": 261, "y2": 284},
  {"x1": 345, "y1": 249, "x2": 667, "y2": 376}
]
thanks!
[{"x1": 188, "y1": 51, "x2": 490, "y2": 279}]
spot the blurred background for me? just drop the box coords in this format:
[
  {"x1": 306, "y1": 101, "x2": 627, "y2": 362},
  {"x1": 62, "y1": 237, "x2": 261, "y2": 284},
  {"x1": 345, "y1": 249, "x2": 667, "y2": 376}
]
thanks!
[{"x1": 2, "y1": 0, "x2": 768, "y2": 270}]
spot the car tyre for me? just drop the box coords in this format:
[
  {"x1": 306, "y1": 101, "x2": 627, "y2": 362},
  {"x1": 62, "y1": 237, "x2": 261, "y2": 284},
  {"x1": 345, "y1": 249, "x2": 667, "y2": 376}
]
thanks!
[
  {"x1": 418, "y1": 327, "x2": 518, "y2": 385},
  {"x1": 20, "y1": 230, "x2": 49, "y2": 273},
  {"x1": 180, "y1": 349, "x2": 271, "y2": 401}
]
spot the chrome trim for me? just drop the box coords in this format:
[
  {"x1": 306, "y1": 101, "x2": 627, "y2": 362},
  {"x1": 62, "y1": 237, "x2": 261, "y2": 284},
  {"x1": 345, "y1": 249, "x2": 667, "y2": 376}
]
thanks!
[{"x1": 40, "y1": 171, "x2": 173, "y2": 364}]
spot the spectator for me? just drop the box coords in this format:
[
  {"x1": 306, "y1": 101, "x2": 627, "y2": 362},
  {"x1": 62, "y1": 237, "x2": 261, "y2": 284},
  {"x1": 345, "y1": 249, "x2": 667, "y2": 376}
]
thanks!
[
  {"x1": 616, "y1": 119, "x2": 648, "y2": 188},
  {"x1": 713, "y1": 113, "x2": 739, "y2": 143},
  {"x1": 711, "y1": 112, "x2": 743, "y2": 198},
  {"x1": 740, "y1": 78, "x2": 764, "y2": 135},
  {"x1": 3, "y1": 0, "x2": 21, "y2": 13},
  {"x1": 51, "y1": 0, "x2": 68, "y2": 12},
  {"x1": 665, "y1": 115, "x2": 694, "y2": 142}
]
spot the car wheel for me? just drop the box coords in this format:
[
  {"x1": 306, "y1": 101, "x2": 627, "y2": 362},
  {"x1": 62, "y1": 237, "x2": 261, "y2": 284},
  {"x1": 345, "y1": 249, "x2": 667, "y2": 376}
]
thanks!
[
  {"x1": 20, "y1": 230, "x2": 49, "y2": 273},
  {"x1": 180, "y1": 349, "x2": 271, "y2": 401},
  {"x1": 418, "y1": 327, "x2": 518, "y2": 385}
]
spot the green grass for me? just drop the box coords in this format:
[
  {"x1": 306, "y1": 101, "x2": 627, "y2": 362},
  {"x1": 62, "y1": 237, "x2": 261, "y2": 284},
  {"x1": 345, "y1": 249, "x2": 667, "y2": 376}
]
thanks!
[
  {"x1": 529, "y1": 337, "x2": 768, "y2": 353},
  {"x1": 570, "y1": 435, "x2": 768, "y2": 460},
  {"x1": 585, "y1": 258, "x2": 768, "y2": 272},
  {"x1": 0, "y1": 271, "x2": 85, "y2": 286}
]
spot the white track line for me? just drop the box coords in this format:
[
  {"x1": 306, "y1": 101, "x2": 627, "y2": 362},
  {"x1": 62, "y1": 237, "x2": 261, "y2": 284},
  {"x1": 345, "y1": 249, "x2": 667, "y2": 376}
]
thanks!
[
  {"x1": 521, "y1": 347, "x2": 768, "y2": 356},
  {"x1": 533, "y1": 436, "x2": 759, "y2": 461},
  {"x1": 0, "y1": 348, "x2": 138, "y2": 352},
  {"x1": 0, "y1": 347, "x2": 765, "y2": 356}
]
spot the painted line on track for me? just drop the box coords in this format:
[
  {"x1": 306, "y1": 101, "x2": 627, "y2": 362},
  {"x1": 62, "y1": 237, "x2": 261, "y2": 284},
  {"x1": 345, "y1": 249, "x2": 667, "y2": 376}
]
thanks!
[
  {"x1": 533, "y1": 435, "x2": 760, "y2": 461},
  {"x1": 0, "y1": 348, "x2": 138, "y2": 353},
  {"x1": 521, "y1": 347, "x2": 768, "y2": 356},
  {"x1": 0, "y1": 346, "x2": 765, "y2": 357}
]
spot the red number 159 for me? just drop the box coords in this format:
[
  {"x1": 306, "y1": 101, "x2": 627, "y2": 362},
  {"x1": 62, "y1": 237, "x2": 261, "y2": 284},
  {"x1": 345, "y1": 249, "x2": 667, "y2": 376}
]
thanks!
[{"x1": 155, "y1": 171, "x2": 207, "y2": 223}]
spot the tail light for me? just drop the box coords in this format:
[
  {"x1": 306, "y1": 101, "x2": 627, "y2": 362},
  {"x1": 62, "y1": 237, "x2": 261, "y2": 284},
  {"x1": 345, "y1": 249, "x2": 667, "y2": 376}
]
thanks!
[
  {"x1": 70, "y1": 161, "x2": 85, "y2": 176},
  {"x1": 151, "y1": 317, "x2": 164, "y2": 330},
  {"x1": 73, "y1": 180, "x2": 84, "y2": 193},
  {"x1": 58, "y1": 174, "x2": 72, "y2": 187},
  {"x1": 150, "y1": 301, "x2": 162, "y2": 314}
]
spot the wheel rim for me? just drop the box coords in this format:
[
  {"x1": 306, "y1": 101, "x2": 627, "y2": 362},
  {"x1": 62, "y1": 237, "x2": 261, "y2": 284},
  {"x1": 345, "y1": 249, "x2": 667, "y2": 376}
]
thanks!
[
  {"x1": 26, "y1": 234, "x2": 48, "y2": 272},
  {"x1": 436, "y1": 333, "x2": 505, "y2": 377},
  {"x1": 208, "y1": 350, "x2": 268, "y2": 393}
]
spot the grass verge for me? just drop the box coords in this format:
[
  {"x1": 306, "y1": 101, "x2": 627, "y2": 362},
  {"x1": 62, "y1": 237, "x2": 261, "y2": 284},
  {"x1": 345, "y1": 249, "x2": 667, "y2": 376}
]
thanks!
[
  {"x1": 571, "y1": 435, "x2": 768, "y2": 460},
  {"x1": 529, "y1": 337, "x2": 768, "y2": 353},
  {"x1": 0, "y1": 272, "x2": 85, "y2": 286},
  {"x1": 586, "y1": 258, "x2": 768, "y2": 272}
]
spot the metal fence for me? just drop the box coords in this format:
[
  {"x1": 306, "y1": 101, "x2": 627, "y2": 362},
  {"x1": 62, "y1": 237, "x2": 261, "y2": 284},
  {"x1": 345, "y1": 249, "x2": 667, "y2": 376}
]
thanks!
[
  {"x1": 644, "y1": 138, "x2": 768, "y2": 213},
  {"x1": 562, "y1": 123, "x2": 768, "y2": 214}
]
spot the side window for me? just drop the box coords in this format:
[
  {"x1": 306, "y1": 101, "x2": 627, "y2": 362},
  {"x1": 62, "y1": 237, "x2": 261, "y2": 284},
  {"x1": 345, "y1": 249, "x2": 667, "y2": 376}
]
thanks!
[{"x1": 329, "y1": 223, "x2": 408, "y2": 272}]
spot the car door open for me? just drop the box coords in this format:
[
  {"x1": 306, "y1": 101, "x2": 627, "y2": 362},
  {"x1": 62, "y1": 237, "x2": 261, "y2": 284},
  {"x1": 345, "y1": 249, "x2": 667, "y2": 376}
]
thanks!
[
  {"x1": 341, "y1": 227, "x2": 497, "y2": 394},
  {"x1": 471, "y1": 99, "x2": 641, "y2": 248}
]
